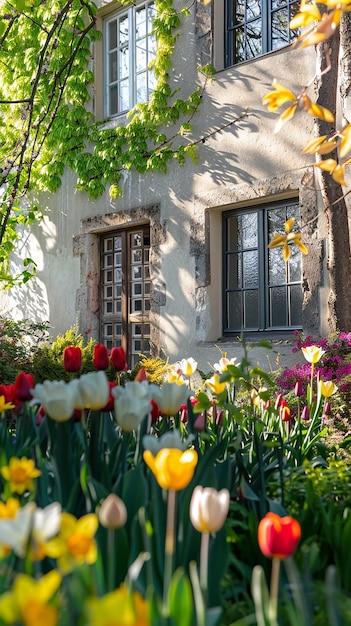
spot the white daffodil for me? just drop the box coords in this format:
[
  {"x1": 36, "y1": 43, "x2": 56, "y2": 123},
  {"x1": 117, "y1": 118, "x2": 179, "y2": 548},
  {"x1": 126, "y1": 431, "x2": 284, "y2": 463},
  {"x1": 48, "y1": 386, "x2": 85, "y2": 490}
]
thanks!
[
  {"x1": 0, "y1": 501, "x2": 61, "y2": 559},
  {"x1": 74, "y1": 370, "x2": 110, "y2": 411},
  {"x1": 213, "y1": 356, "x2": 237, "y2": 373},
  {"x1": 113, "y1": 381, "x2": 155, "y2": 432},
  {"x1": 32, "y1": 502, "x2": 62, "y2": 555},
  {"x1": 31, "y1": 379, "x2": 80, "y2": 422},
  {"x1": 152, "y1": 382, "x2": 191, "y2": 416},
  {"x1": 178, "y1": 357, "x2": 198, "y2": 378},
  {"x1": 143, "y1": 429, "x2": 195, "y2": 455},
  {"x1": 189, "y1": 486, "x2": 230, "y2": 534}
]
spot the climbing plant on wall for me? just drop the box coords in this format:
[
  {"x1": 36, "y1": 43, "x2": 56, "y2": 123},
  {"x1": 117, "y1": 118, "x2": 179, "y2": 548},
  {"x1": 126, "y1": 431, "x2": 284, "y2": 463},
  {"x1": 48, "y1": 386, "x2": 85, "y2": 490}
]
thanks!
[{"x1": 0, "y1": 0, "x2": 218, "y2": 286}]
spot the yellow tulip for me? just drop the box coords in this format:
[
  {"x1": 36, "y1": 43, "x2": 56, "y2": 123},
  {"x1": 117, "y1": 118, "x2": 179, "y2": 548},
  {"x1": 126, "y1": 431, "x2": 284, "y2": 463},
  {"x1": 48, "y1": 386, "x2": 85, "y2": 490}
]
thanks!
[
  {"x1": 206, "y1": 373, "x2": 226, "y2": 395},
  {"x1": 319, "y1": 380, "x2": 338, "y2": 398},
  {"x1": 143, "y1": 448, "x2": 198, "y2": 491},
  {"x1": 301, "y1": 345, "x2": 325, "y2": 364},
  {"x1": 189, "y1": 486, "x2": 230, "y2": 533},
  {"x1": 87, "y1": 584, "x2": 149, "y2": 626}
]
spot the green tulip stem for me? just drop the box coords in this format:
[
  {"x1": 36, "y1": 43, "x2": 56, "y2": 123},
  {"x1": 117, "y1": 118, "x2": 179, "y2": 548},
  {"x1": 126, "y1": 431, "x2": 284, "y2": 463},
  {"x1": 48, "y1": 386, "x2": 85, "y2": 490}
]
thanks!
[
  {"x1": 310, "y1": 363, "x2": 315, "y2": 397},
  {"x1": 163, "y1": 488, "x2": 177, "y2": 615},
  {"x1": 269, "y1": 557, "x2": 280, "y2": 622},
  {"x1": 107, "y1": 528, "x2": 115, "y2": 592},
  {"x1": 200, "y1": 531, "x2": 210, "y2": 600}
]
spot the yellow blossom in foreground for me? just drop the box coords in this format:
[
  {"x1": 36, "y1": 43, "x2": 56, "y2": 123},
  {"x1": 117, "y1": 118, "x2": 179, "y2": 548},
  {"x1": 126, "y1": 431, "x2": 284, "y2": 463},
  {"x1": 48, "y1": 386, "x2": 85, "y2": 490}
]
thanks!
[
  {"x1": 268, "y1": 218, "x2": 308, "y2": 262},
  {"x1": 0, "y1": 395, "x2": 15, "y2": 412},
  {"x1": 178, "y1": 357, "x2": 198, "y2": 378},
  {"x1": 45, "y1": 512, "x2": 98, "y2": 574},
  {"x1": 205, "y1": 373, "x2": 226, "y2": 395},
  {"x1": 0, "y1": 497, "x2": 20, "y2": 558},
  {"x1": 319, "y1": 380, "x2": 338, "y2": 398},
  {"x1": 292, "y1": 7, "x2": 341, "y2": 48},
  {"x1": 301, "y1": 345, "x2": 325, "y2": 364},
  {"x1": 314, "y1": 157, "x2": 351, "y2": 186},
  {"x1": 87, "y1": 584, "x2": 149, "y2": 626},
  {"x1": 0, "y1": 570, "x2": 61, "y2": 626},
  {"x1": 1, "y1": 457, "x2": 41, "y2": 495},
  {"x1": 143, "y1": 448, "x2": 198, "y2": 491}
]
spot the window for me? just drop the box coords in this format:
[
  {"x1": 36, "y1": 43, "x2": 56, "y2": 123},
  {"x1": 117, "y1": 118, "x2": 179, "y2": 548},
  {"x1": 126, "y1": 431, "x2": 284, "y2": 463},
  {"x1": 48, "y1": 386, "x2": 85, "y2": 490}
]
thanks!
[
  {"x1": 104, "y1": 1, "x2": 156, "y2": 117},
  {"x1": 100, "y1": 226, "x2": 151, "y2": 368},
  {"x1": 223, "y1": 200, "x2": 303, "y2": 333},
  {"x1": 225, "y1": 0, "x2": 299, "y2": 66}
]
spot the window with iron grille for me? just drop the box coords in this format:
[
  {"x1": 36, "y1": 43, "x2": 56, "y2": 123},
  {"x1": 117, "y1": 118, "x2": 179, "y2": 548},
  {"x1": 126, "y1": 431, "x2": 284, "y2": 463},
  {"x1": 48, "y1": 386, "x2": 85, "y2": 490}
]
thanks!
[
  {"x1": 100, "y1": 226, "x2": 151, "y2": 368},
  {"x1": 104, "y1": 1, "x2": 156, "y2": 117},
  {"x1": 225, "y1": 0, "x2": 299, "y2": 66},
  {"x1": 223, "y1": 200, "x2": 303, "y2": 333}
]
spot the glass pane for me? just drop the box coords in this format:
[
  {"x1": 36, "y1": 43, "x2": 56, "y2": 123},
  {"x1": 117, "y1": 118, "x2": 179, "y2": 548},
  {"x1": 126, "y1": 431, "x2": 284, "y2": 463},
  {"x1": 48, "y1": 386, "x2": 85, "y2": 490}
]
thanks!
[
  {"x1": 227, "y1": 253, "x2": 242, "y2": 289},
  {"x1": 289, "y1": 245, "x2": 301, "y2": 283},
  {"x1": 244, "y1": 290, "x2": 259, "y2": 328},
  {"x1": 115, "y1": 252, "x2": 122, "y2": 265},
  {"x1": 114, "y1": 268, "x2": 122, "y2": 283},
  {"x1": 114, "y1": 235, "x2": 122, "y2": 250},
  {"x1": 235, "y1": 0, "x2": 245, "y2": 22},
  {"x1": 132, "y1": 249, "x2": 142, "y2": 263},
  {"x1": 137, "y1": 73, "x2": 147, "y2": 104},
  {"x1": 108, "y1": 21, "x2": 117, "y2": 50},
  {"x1": 104, "y1": 324, "x2": 113, "y2": 336},
  {"x1": 133, "y1": 266, "x2": 142, "y2": 280},
  {"x1": 241, "y1": 213, "x2": 258, "y2": 248},
  {"x1": 105, "y1": 239, "x2": 113, "y2": 252},
  {"x1": 272, "y1": 9, "x2": 289, "y2": 49},
  {"x1": 119, "y1": 79, "x2": 129, "y2": 112},
  {"x1": 246, "y1": 20, "x2": 262, "y2": 59},
  {"x1": 136, "y1": 38, "x2": 147, "y2": 72},
  {"x1": 119, "y1": 15, "x2": 129, "y2": 46},
  {"x1": 270, "y1": 286, "x2": 287, "y2": 326},
  {"x1": 234, "y1": 27, "x2": 245, "y2": 63},
  {"x1": 119, "y1": 47, "x2": 129, "y2": 79},
  {"x1": 136, "y1": 7, "x2": 146, "y2": 38},
  {"x1": 243, "y1": 250, "x2": 258, "y2": 287},
  {"x1": 227, "y1": 292, "x2": 242, "y2": 329},
  {"x1": 269, "y1": 247, "x2": 286, "y2": 284},
  {"x1": 247, "y1": 0, "x2": 261, "y2": 21},
  {"x1": 104, "y1": 269, "x2": 113, "y2": 283},
  {"x1": 109, "y1": 86, "x2": 118, "y2": 116},
  {"x1": 133, "y1": 233, "x2": 142, "y2": 247},
  {"x1": 109, "y1": 54, "x2": 117, "y2": 82},
  {"x1": 290, "y1": 284, "x2": 303, "y2": 325}
]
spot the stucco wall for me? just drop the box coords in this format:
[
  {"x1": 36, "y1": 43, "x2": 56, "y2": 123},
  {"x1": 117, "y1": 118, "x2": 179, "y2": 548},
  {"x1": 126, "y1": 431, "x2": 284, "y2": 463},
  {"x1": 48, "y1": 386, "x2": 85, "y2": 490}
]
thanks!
[{"x1": 2, "y1": 0, "x2": 336, "y2": 372}]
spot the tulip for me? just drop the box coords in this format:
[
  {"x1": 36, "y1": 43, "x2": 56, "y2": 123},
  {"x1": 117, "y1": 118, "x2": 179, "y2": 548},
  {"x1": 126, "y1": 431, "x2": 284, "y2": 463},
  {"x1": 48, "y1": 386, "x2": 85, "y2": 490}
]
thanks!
[
  {"x1": 14, "y1": 371, "x2": 34, "y2": 401},
  {"x1": 0, "y1": 383, "x2": 16, "y2": 406},
  {"x1": 324, "y1": 400, "x2": 331, "y2": 416},
  {"x1": 31, "y1": 379, "x2": 79, "y2": 422},
  {"x1": 213, "y1": 356, "x2": 237, "y2": 373},
  {"x1": 113, "y1": 381, "x2": 153, "y2": 432},
  {"x1": 319, "y1": 380, "x2": 338, "y2": 398},
  {"x1": 190, "y1": 486, "x2": 230, "y2": 534},
  {"x1": 74, "y1": 371, "x2": 110, "y2": 411},
  {"x1": 206, "y1": 373, "x2": 226, "y2": 395},
  {"x1": 152, "y1": 382, "x2": 191, "y2": 416},
  {"x1": 258, "y1": 512, "x2": 301, "y2": 559},
  {"x1": 63, "y1": 346, "x2": 82, "y2": 372},
  {"x1": 143, "y1": 447, "x2": 198, "y2": 491},
  {"x1": 150, "y1": 399, "x2": 162, "y2": 423},
  {"x1": 135, "y1": 367, "x2": 148, "y2": 382},
  {"x1": 110, "y1": 346, "x2": 127, "y2": 371},
  {"x1": 301, "y1": 345, "x2": 325, "y2": 364},
  {"x1": 280, "y1": 400, "x2": 291, "y2": 422},
  {"x1": 143, "y1": 430, "x2": 195, "y2": 456},
  {"x1": 294, "y1": 381, "x2": 303, "y2": 397},
  {"x1": 98, "y1": 494, "x2": 127, "y2": 529},
  {"x1": 178, "y1": 357, "x2": 198, "y2": 378},
  {"x1": 101, "y1": 382, "x2": 116, "y2": 412},
  {"x1": 301, "y1": 405, "x2": 310, "y2": 421},
  {"x1": 93, "y1": 344, "x2": 109, "y2": 370}
]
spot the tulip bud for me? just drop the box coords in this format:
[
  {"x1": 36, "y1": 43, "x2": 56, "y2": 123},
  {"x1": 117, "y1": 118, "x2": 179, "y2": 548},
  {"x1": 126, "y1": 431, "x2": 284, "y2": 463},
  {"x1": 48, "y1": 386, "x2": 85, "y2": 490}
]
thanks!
[
  {"x1": 135, "y1": 367, "x2": 148, "y2": 382},
  {"x1": 294, "y1": 381, "x2": 303, "y2": 397},
  {"x1": 275, "y1": 393, "x2": 283, "y2": 410},
  {"x1": 63, "y1": 346, "x2": 82, "y2": 373},
  {"x1": 111, "y1": 346, "x2": 127, "y2": 371},
  {"x1": 93, "y1": 344, "x2": 109, "y2": 370},
  {"x1": 323, "y1": 400, "x2": 331, "y2": 416},
  {"x1": 98, "y1": 494, "x2": 127, "y2": 529},
  {"x1": 190, "y1": 486, "x2": 230, "y2": 533},
  {"x1": 258, "y1": 512, "x2": 301, "y2": 559},
  {"x1": 15, "y1": 372, "x2": 34, "y2": 401},
  {"x1": 301, "y1": 405, "x2": 310, "y2": 421},
  {"x1": 194, "y1": 412, "x2": 206, "y2": 431}
]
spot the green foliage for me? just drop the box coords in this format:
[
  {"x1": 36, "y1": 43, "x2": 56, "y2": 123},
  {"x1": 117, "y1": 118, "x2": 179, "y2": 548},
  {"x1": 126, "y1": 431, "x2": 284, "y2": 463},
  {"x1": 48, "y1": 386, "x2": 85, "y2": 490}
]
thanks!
[
  {"x1": 0, "y1": 317, "x2": 49, "y2": 384},
  {"x1": 131, "y1": 353, "x2": 169, "y2": 384}
]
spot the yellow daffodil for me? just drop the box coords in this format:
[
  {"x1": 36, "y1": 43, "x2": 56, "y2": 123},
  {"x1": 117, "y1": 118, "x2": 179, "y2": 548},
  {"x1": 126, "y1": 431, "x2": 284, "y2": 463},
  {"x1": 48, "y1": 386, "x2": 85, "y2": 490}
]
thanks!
[
  {"x1": 319, "y1": 380, "x2": 338, "y2": 397},
  {"x1": 0, "y1": 570, "x2": 61, "y2": 626},
  {"x1": 86, "y1": 584, "x2": 149, "y2": 626},
  {"x1": 1, "y1": 457, "x2": 41, "y2": 495},
  {"x1": 189, "y1": 486, "x2": 230, "y2": 534},
  {"x1": 268, "y1": 218, "x2": 308, "y2": 262},
  {"x1": 301, "y1": 345, "x2": 325, "y2": 364},
  {"x1": 205, "y1": 373, "x2": 226, "y2": 395},
  {"x1": 143, "y1": 448, "x2": 198, "y2": 491},
  {"x1": 0, "y1": 395, "x2": 15, "y2": 413},
  {"x1": 45, "y1": 512, "x2": 98, "y2": 574},
  {"x1": 178, "y1": 357, "x2": 198, "y2": 378},
  {"x1": 0, "y1": 502, "x2": 61, "y2": 560}
]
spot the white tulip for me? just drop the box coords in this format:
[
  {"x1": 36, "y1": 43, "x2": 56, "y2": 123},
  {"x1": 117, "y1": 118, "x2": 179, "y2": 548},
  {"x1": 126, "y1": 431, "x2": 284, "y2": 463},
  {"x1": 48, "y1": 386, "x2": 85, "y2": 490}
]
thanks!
[
  {"x1": 152, "y1": 382, "x2": 191, "y2": 416},
  {"x1": 74, "y1": 370, "x2": 110, "y2": 410},
  {"x1": 190, "y1": 486, "x2": 230, "y2": 534},
  {"x1": 112, "y1": 381, "x2": 154, "y2": 432},
  {"x1": 31, "y1": 379, "x2": 79, "y2": 421}
]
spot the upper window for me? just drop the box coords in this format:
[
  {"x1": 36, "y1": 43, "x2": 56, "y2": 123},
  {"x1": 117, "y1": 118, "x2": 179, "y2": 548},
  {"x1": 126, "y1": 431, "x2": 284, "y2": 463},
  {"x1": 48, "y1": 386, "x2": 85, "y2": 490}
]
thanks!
[
  {"x1": 100, "y1": 226, "x2": 151, "y2": 368},
  {"x1": 225, "y1": 0, "x2": 299, "y2": 66},
  {"x1": 104, "y1": 1, "x2": 156, "y2": 117},
  {"x1": 223, "y1": 200, "x2": 303, "y2": 333}
]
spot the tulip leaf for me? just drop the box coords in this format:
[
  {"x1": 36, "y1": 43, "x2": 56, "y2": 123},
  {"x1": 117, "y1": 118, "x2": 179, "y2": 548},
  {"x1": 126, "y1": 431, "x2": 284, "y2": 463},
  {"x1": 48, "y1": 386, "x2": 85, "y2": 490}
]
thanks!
[
  {"x1": 168, "y1": 567, "x2": 193, "y2": 626},
  {"x1": 205, "y1": 606, "x2": 223, "y2": 626},
  {"x1": 122, "y1": 464, "x2": 148, "y2": 525}
]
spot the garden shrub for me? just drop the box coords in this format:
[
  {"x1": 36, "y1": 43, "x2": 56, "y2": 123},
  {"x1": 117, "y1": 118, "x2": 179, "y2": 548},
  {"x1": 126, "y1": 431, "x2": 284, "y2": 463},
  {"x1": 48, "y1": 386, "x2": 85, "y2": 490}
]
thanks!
[{"x1": 0, "y1": 317, "x2": 50, "y2": 383}]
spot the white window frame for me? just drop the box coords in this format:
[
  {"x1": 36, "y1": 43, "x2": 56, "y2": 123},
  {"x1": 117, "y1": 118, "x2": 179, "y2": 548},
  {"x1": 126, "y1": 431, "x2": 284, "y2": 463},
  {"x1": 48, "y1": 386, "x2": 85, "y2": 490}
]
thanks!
[{"x1": 104, "y1": 1, "x2": 156, "y2": 118}]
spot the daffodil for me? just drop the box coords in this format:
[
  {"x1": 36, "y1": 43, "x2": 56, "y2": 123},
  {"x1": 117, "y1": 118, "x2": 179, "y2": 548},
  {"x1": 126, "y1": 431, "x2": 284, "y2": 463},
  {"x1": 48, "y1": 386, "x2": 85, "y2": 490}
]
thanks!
[
  {"x1": 1, "y1": 457, "x2": 41, "y2": 495},
  {"x1": 86, "y1": 584, "x2": 149, "y2": 626},
  {"x1": 189, "y1": 486, "x2": 230, "y2": 534},
  {"x1": 319, "y1": 380, "x2": 338, "y2": 397},
  {"x1": 0, "y1": 501, "x2": 61, "y2": 559},
  {"x1": 178, "y1": 357, "x2": 198, "y2": 378},
  {"x1": 301, "y1": 345, "x2": 325, "y2": 364},
  {"x1": 268, "y1": 218, "x2": 308, "y2": 262},
  {"x1": 45, "y1": 512, "x2": 98, "y2": 574},
  {"x1": 0, "y1": 395, "x2": 15, "y2": 413},
  {"x1": 0, "y1": 570, "x2": 61, "y2": 626},
  {"x1": 143, "y1": 448, "x2": 198, "y2": 491},
  {"x1": 205, "y1": 373, "x2": 226, "y2": 395},
  {"x1": 213, "y1": 356, "x2": 237, "y2": 373}
]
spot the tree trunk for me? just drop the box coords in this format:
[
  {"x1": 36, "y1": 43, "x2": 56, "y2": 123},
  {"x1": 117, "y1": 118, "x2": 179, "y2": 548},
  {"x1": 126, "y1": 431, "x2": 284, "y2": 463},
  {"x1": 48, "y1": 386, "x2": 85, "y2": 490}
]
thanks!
[{"x1": 314, "y1": 21, "x2": 351, "y2": 332}]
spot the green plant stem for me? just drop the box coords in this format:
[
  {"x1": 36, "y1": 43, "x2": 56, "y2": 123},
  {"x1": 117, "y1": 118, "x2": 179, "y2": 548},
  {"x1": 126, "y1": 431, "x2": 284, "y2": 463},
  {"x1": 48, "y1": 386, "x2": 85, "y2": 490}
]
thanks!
[
  {"x1": 163, "y1": 488, "x2": 177, "y2": 616},
  {"x1": 107, "y1": 528, "x2": 115, "y2": 592},
  {"x1": 269, "y1": 557, "x2": 280, "y2": 623},
  {"x1": 200, "y1": 531, "x2": 210, "y2": 600}
]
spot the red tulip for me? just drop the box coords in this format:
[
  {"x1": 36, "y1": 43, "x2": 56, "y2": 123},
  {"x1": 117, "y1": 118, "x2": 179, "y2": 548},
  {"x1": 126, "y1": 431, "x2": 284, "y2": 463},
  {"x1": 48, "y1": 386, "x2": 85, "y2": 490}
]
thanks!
[
  {"x1": 0, "y1": 383, "x2": 16, "y2": 405},
  {"x1": 135, "y1": 367, "x2": 147, "y2": 382},
  {"x1": 150, "y1": 399, "x2": 162, "y2": 424},
  {"x1": 110, "y1": 346, "x2": 127, "y2": 371},
  {"x1": 93, "y1": 344, "x2": 109, "y2": 370},
  {"x1": 280, "y1": 401, "x2": 291, "y2": 422},
  {"x1": 63, "y1": 346, "x2": 82, "y2": 373},
  {"x1": 258, "y1": 512, "x2": 301, "y2": 559},
  {"x1": 101, "y1": 382, "x2": 116, "y2": 412},
  {"x1": 301, "y1": 406, "x2": 310, "y2": 421},
  {"x1": 15, "y1": 371, "x2": 35, "y2": 401}
]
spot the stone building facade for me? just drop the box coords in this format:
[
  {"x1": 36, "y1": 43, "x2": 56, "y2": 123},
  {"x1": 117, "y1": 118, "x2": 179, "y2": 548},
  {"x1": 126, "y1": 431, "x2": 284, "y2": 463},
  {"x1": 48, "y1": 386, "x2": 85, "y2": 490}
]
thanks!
[{"x1": 2, "y1": 0, "x2": 348, "y2": 371}]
